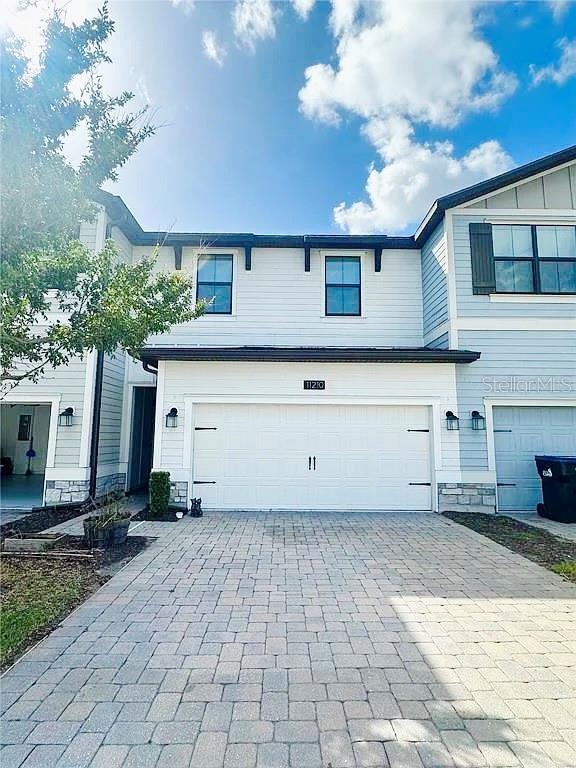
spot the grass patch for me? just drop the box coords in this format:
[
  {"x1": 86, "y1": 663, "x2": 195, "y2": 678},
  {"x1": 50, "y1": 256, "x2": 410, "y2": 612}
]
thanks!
[
  {"x1": 0, "y1": 558, "x2": 100, "y2": 669},
  {"x1": 443, "y1": 512, "x2": 576, "y2": 583},
  {"x1": 551, "y1": 561, "x2": 576, "y2": 580}
]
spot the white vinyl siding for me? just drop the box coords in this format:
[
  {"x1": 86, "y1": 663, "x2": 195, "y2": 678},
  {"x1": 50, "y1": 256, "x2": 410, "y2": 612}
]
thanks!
[
  {"x1": 138, "y1": 247, "x2": 423, "y2": 347},
  {"x1": 97, "y1": 351, "x2": 126, "y2": 477}
]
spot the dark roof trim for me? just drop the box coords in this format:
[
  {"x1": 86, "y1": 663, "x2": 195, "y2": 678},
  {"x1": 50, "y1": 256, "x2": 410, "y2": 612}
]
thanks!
[
  {"x1": 140, "y1": 346, "x2": 481, "y2": 364},
  {"x1": 97, "y1": 144, "x2": 575, "y2": 251},
  {"x1": 415, "y1": 145, "x2": 576, "y2": 246}
]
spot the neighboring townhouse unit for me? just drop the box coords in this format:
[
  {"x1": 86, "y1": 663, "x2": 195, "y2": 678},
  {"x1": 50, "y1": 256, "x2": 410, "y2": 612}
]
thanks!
[{"x1": 2, "y1": 146, "x2": 574, "y2": 514}]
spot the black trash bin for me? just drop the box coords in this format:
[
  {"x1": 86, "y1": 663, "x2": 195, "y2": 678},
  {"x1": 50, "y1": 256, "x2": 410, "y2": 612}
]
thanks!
[{"x1": 535, "y1": 455, "x2": 576, "y2": 523}]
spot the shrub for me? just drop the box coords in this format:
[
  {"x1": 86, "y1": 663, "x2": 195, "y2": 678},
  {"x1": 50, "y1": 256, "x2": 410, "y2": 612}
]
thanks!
[{"x1": 149, "y1": 471, "x2": 170, "y2": 519}]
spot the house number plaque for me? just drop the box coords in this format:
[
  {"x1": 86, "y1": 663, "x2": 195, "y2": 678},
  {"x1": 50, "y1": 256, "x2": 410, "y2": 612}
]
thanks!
[{"x1": 303, "y1": 380, "x2": 325, "y2": 390}]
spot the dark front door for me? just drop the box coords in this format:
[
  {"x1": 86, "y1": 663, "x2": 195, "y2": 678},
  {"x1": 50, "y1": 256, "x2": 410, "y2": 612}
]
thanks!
[{"x1": 128, "y1": 387, "x2": 156, "y2": 492}]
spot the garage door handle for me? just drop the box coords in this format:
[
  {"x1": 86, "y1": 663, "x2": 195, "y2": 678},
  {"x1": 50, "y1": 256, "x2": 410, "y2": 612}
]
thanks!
[
  {"x1": 192, "y1": 480, "x2": 216, "y2": 485},
  {"x1": 494, "y1": 429, "x2": 512, "y2": 433},
  {"x1": 497, "y1": 482, "x2": 516, "y2": 487},
  {"x1": 313, "y1": 456, "x2": 316, "y2": 470},
  {"x1": 407, "y1": 429, "x2": 429, "y2": 432},
  {"x1": 308, "y1": 456, "x2": 311, "y2": 470},
  {"x1": 409, "y1": 482, "x2": 431, "y2": 486},
  {"x1": 194, "y1": 427, "x2": 217, "y2": 431}
]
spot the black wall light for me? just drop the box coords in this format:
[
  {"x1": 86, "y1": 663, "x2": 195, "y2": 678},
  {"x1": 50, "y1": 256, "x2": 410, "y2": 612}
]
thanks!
[
  {"x1": 471, "y1": 410, "x2": 486, "y2": 431},
  {"x1": 445, "y1": 410, "x2": 459, "y2": 431},
  {"x1": 58, "y1": 407, "x2": 74, "y2": 427},
  {"x1": 165, "y1": 407, "x2": 178, "y2": 428}
]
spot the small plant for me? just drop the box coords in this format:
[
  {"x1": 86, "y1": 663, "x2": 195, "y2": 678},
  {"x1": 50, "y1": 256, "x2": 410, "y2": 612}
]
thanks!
[{"x1": 149, "y1": 471, "x2": 171, "y2": 519}]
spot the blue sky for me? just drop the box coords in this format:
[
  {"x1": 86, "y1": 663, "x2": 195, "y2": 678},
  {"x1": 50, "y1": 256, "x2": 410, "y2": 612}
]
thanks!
[{"x1": 7, "y1": 0, "x2": 576, "y2": 235}]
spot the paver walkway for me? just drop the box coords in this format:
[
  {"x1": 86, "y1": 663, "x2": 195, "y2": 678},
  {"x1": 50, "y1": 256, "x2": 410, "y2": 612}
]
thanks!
[{"x1": 1, "y1": 512, "x2": 576, "y2": 768}]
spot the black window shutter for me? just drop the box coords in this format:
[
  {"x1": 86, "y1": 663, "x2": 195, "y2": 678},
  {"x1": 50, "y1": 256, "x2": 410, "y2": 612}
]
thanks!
[{"x1": 469, "y1": 222, "x2": 495, "y2": 295}]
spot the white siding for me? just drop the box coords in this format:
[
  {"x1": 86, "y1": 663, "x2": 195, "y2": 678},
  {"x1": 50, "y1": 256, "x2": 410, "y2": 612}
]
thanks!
[
  {"x1": 135, "y1": 246, "x2": 424, "y2": 347},
  {"x1": 111, "y1": 226, "x2": 133, "y2": 263}
]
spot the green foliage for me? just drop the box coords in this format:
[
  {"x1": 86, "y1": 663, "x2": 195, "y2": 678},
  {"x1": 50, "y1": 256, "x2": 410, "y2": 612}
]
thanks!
[
  {"x1": 551, "y1": 561, "x2": 576, "y2": 582},
  {"x1": 149, "y1": 471, "x2": 171, "y2": 519},
  {"x1": 0, "y1": 3, "x2": 203, "y2": 391}
]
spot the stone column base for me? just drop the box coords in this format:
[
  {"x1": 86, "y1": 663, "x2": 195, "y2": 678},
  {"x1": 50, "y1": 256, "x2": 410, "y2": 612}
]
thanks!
[
  {"x1": 45, "y1": 480, "x2": 89, "y2": 505},
  {"x1": 170, "y1": 481, "x2": 188, "y2": 505},
  {"x1": 438, "y1": 483, "x2": 496, "y2": 514}
]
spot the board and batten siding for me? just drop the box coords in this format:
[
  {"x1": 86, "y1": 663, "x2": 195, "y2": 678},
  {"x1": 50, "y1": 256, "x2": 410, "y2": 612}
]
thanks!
[
  {"x1": 456, "y1": 329, "x2": 576, "y2": 470},
  {"x1": 156, "y1": 360, "x2": 462, "y2": 480},
  {"x1": 136, "y1": 247, "x2": 424, "y2": 347},
  {"x1": 464, "y1": 165, "x2": 576, "y2": 209},
  {"x1": 421, "y1": 223, "x2": 449, "y2": 340},
  {"x1": 452, "y1": 213, "x2": 576, "y2": 318}
]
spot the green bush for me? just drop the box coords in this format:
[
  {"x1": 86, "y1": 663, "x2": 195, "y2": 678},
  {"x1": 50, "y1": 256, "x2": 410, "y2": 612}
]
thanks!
[{"x1": 149, "y1": 471, "x2": 170, "y2": 518}]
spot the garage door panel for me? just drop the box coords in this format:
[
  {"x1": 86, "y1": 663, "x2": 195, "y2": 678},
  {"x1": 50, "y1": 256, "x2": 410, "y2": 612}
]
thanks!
[
  {"x1": 494, "y1": 405, "x2": 576, "y2": 512},
  {"x1": 193, "y1": 404, "x2": 431, "y2": 511}
]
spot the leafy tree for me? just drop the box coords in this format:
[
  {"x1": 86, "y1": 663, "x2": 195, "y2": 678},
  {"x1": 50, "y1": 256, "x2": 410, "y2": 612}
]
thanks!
[{"x1": 1, "y1": 3, "x2": 201, "y2": 392}]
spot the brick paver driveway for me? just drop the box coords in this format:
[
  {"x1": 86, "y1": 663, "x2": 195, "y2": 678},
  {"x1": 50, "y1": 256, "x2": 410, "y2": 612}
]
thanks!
[{"x1": 2, "y1": 512, "x2": 576, "y2": 768}]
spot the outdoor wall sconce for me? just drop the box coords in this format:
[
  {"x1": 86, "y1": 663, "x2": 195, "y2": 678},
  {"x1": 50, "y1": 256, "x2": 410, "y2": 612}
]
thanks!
[
  {"x1": 165, "y1": 407, "x2": 178, "y2": 428},
  {"x1": 471, "y1": 410, "x2": 486, "y2": 431},
  {"x1": 58, "y1": 407, "x2": 74, "y2": 427},
  {"x1": 445, "y1": 411, "x2": 459, "y2": 430}
]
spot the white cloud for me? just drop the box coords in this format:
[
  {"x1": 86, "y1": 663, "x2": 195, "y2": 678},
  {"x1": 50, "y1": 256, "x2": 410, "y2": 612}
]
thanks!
[
  {"x1": 334, "y1": 116, "x2": 513, "y2": 234},
  {"x1": 300, "y1": 1, "x2": 517, "y2": 128},
  {"x1": 293, "y1": 0, "x2": 316, "y2": 21},
  {"x1": 171, "y1": 0, "x2": 195, "y2": 15},
  {"x1": 548, "y1": 0, "x2": 569, "y2": 21},
  {"x1": 202, "y1": 30, "x2": 227, "y2": 67},
  {"x1": 232, "y1": 0, "x2": 278, "y2": 51},
  {"x1": 530, "y1": 37, "x2": 576, "y2": 86}
]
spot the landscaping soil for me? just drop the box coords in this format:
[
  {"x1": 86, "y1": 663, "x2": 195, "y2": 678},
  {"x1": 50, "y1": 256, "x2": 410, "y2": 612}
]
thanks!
[
  {"x1": 0, "y1": 504, "x2": 90, "y2": 540},
  {"x1": 443, "y1": 511, "x2": 576, "y2": 583},
  {"x1": 132, "y1": 508, "x2": 182, "y2": 522}
]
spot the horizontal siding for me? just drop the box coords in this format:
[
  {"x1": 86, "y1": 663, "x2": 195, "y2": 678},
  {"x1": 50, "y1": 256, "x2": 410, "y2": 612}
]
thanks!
[
  {"x1": 135, "y1": 246, "x2": 424, "y2": 347},
  {"x1": 452, "y1": 213, "x2": 576, "y2": 317},
  {"x1": 111, "y1": 226, "x2": 133, "y2": 263},
  {"x1": 159, "y1": 360, "x2": 461, "y2": 473},
  {"x1": 456, "y1": 329, "x2": 576, "y2": 470},
  {"x1": 7, "y1": 358, "x2": 88, "y2": 468},
  {"x1": 421, "y1": 223, "x2": 448, "y2": 336},
  {"x1": 465, "y1": 164, "x2": 576, "y2": 209},
  {"x1": 97, "y1": 351, "x2": 126, "y2": 472}
]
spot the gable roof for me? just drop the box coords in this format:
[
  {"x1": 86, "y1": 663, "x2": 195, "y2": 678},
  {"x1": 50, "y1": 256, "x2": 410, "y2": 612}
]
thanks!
[
  {"x1": 96, "y1": 144, "x2": 576, "y2": 250},
  {"x1": 415, "y1": 144, "x2": 576, "y2": 246}
]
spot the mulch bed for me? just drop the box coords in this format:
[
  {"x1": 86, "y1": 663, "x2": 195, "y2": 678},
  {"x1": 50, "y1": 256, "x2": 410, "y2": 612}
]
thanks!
[
  {"x1": 0, "y1": 535, "x2": 153, "y2": 670},
  {"x1": 0, "y1": 503, "x2": 91, "y2": 540},
  {"x1": 132, "y1": 507, "x2": 182, "y2": 522},
  {"x1": 443, "y1": 511, "x2": 576, "y2": 583}
]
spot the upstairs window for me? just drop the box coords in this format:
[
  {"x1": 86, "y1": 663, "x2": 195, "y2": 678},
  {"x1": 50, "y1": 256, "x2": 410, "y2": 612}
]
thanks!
[
  {"x1": 325, "y1": 256, "x2": 361, "y2": 316},
  {"x1": 196, "y1": 254, "x2": 233, "y2": 314},
  {"x1": 471, "y1": 224, "x2": 576, "y2": 295},
  {"x1": 536, "y1": 225, "x2": 576, "y2": 293},
  {"x1": 493, "y1": 225, "x2": 534, "y2": 293}
]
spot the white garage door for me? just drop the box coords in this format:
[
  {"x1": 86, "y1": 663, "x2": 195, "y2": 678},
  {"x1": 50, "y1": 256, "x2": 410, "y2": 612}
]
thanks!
[
  {"x1": 494, "y1": 405, "x2": 576, "y2": 512},
  {"x1": 192, "y1": 404, "x2": 432, "y2": 511}
]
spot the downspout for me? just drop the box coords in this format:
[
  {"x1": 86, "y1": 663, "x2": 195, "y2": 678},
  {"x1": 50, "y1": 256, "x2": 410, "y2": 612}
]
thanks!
[
  {"x1": 142, "y1": 360, "x2": 158, "y2": 375},
  {"x1": 88, "y1": 350, "x2": 105, "y2": 499}
]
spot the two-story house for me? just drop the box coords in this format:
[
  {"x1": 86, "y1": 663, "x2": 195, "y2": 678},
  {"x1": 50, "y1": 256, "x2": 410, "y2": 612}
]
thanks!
[{"x1": 2, "y1": 146, "x2": 574, "y2": 515}]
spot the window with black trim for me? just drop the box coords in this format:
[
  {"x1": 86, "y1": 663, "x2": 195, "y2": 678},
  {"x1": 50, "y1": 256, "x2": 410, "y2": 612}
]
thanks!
[
  {"x1": 325, "y1": 256, "x2": 361, "y2": 315},
  {"x1": 196, "y1": 254, "x2": 233, "y2": 314},
  {"x1": 493, "y1": 224, "x2": 576, "y2": 294}
]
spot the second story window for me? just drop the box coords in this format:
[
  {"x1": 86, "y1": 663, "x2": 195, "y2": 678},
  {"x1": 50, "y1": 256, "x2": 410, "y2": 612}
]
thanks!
[
  {"x1": 197, "y1": 254, "x2": 233, "y2": 314},
  {"x1": 492, "y1": 224, "x2": 576, "y2": 294},
  {"x1": 325, "y1": 256, "x2": 361, "y2": 316}
]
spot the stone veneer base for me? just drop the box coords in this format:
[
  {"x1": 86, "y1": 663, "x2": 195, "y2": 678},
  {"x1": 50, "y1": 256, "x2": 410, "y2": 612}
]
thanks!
[
  {"x1": 44, "y1": 473, "x2": 126, "y2": 505},
  {"x1": 438, "y1": 482, "x2": 496, "y2": 514},
  {"x1": 170, "y1": 481, "x2": 188, "y2": 505}
]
